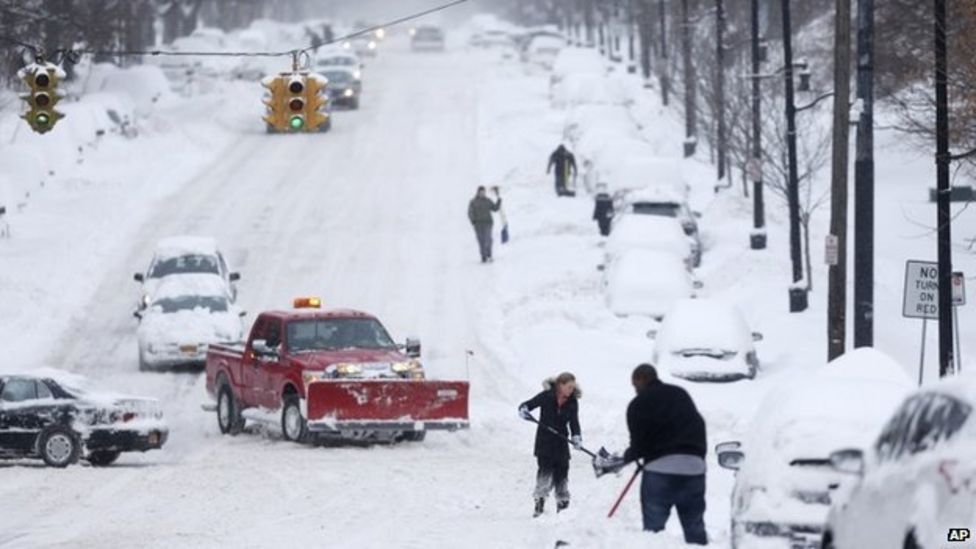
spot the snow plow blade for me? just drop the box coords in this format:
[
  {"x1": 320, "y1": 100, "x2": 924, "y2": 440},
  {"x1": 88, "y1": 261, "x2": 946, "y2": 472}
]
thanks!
[{"x1": 305, "y1": 380, "x2": 469, "y2": 433}]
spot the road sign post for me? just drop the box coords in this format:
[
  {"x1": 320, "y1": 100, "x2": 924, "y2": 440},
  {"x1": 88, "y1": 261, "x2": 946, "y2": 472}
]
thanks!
[{"x1": 903, "y1": 261, "x2": 965, "y2": 382}]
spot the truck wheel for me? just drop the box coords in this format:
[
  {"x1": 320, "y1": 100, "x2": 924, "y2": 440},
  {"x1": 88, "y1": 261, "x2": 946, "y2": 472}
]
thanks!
[
  {"x1": 281, "y1": 396, "x2": 308, "y2": 443},
  {"x1": 217, "y1": 383, "x2": 244, "y2": 435},
  {"x1": 38, "y1": 425, "x2": 80, "y2": 468},
  {"x1": 402, "y1": 431, "x2": 426, "y2": 443},
  {"x1": 87, "y1": 450, "x2": 121, "y2": 467}
]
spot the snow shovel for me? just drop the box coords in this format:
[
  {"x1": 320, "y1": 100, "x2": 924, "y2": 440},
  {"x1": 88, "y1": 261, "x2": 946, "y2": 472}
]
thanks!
[
  {"x1": 523, "y1": 414, "x2": 597, "y2": 458},
  {"x1": 499, "y1": 208, "x2": 510, "y2": 244},
  {"x1": 606, "y1": 462, "x2": 643, "y2": 518}
]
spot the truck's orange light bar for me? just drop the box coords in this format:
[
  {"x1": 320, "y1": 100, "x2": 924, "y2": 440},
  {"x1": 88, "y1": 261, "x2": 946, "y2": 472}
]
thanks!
[{"x1": 293, "y1": 297, "x2": 322, "y2": 309}]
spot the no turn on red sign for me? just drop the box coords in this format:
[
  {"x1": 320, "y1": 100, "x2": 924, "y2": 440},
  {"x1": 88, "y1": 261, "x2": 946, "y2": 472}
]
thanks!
[{"x1": 902, "y1": 260, "x2": 966, "y2": 319}]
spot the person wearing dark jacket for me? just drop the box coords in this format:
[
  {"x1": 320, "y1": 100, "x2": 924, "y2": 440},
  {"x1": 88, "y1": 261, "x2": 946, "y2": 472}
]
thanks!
[
  {"x1": 518, "y1": 372, "x2": 582, "y2": 517},
  {"x1": 594, "y1": 364, "x2": 708, "y2": 545},
  {"x1": 467, "y1": 186, "x2": 502, "y2": 263},
  {"x1": 546, "y1": 144, "x2": 578, "y2": 197},
  {"x1": 592, "y1": 184, "x2": 614, "y2": 236}
]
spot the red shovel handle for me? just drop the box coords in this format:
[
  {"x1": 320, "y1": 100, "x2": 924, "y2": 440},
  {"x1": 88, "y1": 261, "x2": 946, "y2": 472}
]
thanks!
[{"x1": 607, "y1": 463, "x2": 643, "y2": 518}]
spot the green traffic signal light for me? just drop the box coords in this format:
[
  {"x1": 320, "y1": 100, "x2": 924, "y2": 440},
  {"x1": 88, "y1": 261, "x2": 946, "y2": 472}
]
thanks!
[
  {"x1": 289, "y1": 116, "x2": 304, "y2": 130},
  {"x1": 35, "y1": 112, "x2": 50, "y2": 127}
]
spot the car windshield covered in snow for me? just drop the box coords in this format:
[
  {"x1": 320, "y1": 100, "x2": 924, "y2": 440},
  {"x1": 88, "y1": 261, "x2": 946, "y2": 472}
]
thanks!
[
  {"x1": 152, "y1": 295, "x2": 229, "y2": 314},
  {"x1": 150, "y1": 254, "x2": 219, "y2": 278},
  {"x1": 323, "y1": 70, "x2": 352, "y2": 84},
  {"x1": 287, "y1": 318, "x2": 396, "y2": 352},
  {"x1": 318, "y1": 55, "x2": 356, "y2": 67}
]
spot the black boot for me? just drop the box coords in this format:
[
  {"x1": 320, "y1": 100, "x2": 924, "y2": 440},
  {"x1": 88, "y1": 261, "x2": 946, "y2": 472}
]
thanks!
[
  {"x1": 557, "y1": 500, "x2": 569, "y2": 513},
  {"x1": 533, "y1": 498, "x2": 545, "y2": 517}
]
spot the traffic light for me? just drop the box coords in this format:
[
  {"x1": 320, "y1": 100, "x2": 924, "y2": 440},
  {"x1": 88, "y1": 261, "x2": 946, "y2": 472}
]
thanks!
[
  {"x1": 285, "y1": 75, "x2": 306, "y2": 131},
  {"x1": 19, "y1": 62, "x2": 64, "y2": 134},
  {"x1": 303, "y1": 74, "x2": 330, "y2": 132},
  {"x1": 262, "y1": 75, "x2": 289, "y2": 132}
]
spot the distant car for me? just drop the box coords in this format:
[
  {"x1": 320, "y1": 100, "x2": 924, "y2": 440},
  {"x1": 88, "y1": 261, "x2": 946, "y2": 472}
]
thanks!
[
  {"x1": 0, "y1": 372, "x2": 167, "y2": 467},
  {"x1": 606, "y1": 214, "x2": 701, "y2": 268},
  {"x1": 716, "y1": 349, "x2": 914, "y2": 549},
  {"x1": 320, "y1": 68, "x2": 360, "y2": 109},
  {"x1": 614, "y1": 186, "x2": 702, "y2": 254},
  {"x1": 522, "y1": 34, "x2": 565, "y2": 68},
  {"x1": 411, "y1": 25, "x2": 446, "y2": 51},
  {"x1": 316, "y1": 52, "x2": 362, "y2": 88},
  {"x1": 343, "y1": 36, "x2": 377, "y2": 58},
  {"x1": 649, "y1": 299, "x2": 762, "y2": 381},
  {"x1": 822, "y1": 373, "x2": 976, "y2": 549},
  {"x1": 136, "y1": 274, "x2": 245, "y2": 372},
  {"x1": 550, "y1": 47, "x2": 608, "y2": 98},
  {"x1": 604, "y1": 249, "x2": 700, "y2": 319},
  {"x1": 133, "y1": 236, "x2": 240, "y2": 311}
]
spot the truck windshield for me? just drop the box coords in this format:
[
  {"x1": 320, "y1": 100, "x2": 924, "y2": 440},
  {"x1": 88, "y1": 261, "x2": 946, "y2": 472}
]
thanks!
[
  {"x1": 287, "y1": 318, "x2": 396, "y2": 352},
  {"x1": 150, "y1": 254, "x2": 220, "y2": 278}
]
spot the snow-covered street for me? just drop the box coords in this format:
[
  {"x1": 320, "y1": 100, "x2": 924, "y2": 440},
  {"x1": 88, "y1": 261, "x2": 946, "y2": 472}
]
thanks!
[{"x1": 3, "y1": 5, "x2": 976, "y2": 549}]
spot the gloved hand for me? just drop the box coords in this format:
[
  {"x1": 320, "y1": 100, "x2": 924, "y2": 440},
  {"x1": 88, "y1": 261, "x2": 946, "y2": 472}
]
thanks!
[
  {"x1": 592, "y1": 447, "x2": 626, "y2": 478},
  {"x1": 518, "y1": 405, "x2": 533, "y2": 421},
  {"x1": 570, "y1": 435, "x2": 582, "y2": 450}
]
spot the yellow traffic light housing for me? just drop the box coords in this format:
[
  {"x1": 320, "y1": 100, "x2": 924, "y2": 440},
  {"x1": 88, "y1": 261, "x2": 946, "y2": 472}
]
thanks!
[
  {"x1": 303, "y1": 74, "x2": 330, "y2": 132},
  {"x1": 262, "y1": 75, "x2": 290, "y2": 132},
  {"x1": 19, "y1": 62, "x2": 64, "y2": 134}
]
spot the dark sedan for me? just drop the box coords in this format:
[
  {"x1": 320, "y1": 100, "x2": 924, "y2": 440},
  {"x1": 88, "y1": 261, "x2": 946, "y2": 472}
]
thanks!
[
  {"x1": 0, "y1": 374, "x2": 168, "y2": 467},
  {"x1": 321, "y1": 68, "x2": 361, "y2": 110}
]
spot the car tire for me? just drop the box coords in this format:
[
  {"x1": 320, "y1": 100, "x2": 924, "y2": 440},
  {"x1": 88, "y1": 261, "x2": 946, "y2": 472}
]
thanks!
[
  {"x1": 217, "y1": 383, "x2": 244, "y2": 436},
  {"x1": 401, "y1": 431, "x2": 426, "y2": 443},
  {"x1": 281, "y1": 396, "x2": 308, "y2": 443},
  {"x1": 904, "y1": 532, "x2": 920, "y2": 549},
  {"x1": 87, "y1": 450, "x2": 121, "y2": 467},
  {"x1": 821, "y1": 531, "x2": 836, "y2": 549},
  {"x1": 350, "y1": 98, "x2": 360, "y2": 110},
  {"x1": 38, "y1": 425, "x2": 80, "y2": 468}
]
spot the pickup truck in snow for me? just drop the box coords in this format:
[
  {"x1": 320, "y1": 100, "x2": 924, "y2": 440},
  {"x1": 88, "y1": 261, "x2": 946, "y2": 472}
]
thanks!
[{"x1": 204, "y1": 297, "x2": 469, "y2": 443}]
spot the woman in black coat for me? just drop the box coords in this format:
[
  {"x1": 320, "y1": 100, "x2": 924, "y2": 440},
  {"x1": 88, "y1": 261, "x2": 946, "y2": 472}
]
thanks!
[{"x1": 518, "y1": 372, "x2": 582, "y2": 517}]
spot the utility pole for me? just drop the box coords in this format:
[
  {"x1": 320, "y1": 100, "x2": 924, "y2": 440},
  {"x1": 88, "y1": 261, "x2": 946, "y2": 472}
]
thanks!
[
  {"x1": 658, "y1": 0, "x2": 670, "y2": 106},
  {"x1": 749, "y1": 0, "x2": 766, "y2": 250},
  {"x1": 781, "y1": 0, "x2": 807, "y2": 312},
  {"x1": 934, "y1": 0, "x2": 954, "y2": 377},
  {"x1": 716, "y1": 0, "x2": 727, "y2": 182},
  {"x1": 681, "y1": 0, "x2": 697, "y2": 157},
  {"x1": 853, "y1": 0, "x2": 875, "y2": 347},
  {"x1": 827, "y1": 0, "x2": 852, "y2": 359}
]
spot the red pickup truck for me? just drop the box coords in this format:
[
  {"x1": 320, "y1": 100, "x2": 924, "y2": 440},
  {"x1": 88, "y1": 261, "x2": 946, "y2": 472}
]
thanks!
[{"x1": 204, "y1": 298, "x2": 469, "y2": 443}]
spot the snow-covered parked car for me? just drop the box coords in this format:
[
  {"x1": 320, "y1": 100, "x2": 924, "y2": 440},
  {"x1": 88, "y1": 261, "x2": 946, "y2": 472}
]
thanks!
[
  {"x1": 0, "y1": 372, "x2": 167, "y2": 467},
  {"x1": 648, "y1": 298, "x2": 762, "y2": 381},
  {"x1": 550, "y1": 47, "x2": 608, "y2": 95},
  {"x1": 469, "y1": 29, "x2": 515, "y2": 49},
  {"x1": 606, "y1": 214, "x2": 701, "y2": 268},
  {"x1": 563, "y1": 104, "x2": 639, "y2": 148},
  {"x1": 523, "y1": 34, "x2": 565, "y2": 68},
  {"x1": 716, "y1": 348, "x2": 914, "y2": 549},
  {"x1": 411, "y1": 25, "x2": 446, "y2": 51},
  {"x1": 603, "y1": 249, "x2": 701, "y2": 319},
  {"x1": 133, "y1": 236, "x2": 240, "y2": 311},
  {"x1": 136, "y1": 274, "x2": 245, "y2": 372},
  {"x1": 603, "y1": 155, "x2": 688, "y2": 197},
  {"x1": 551, "y1": 73, "x2": 630, "y2": 110},
  {"x1": 822, "y1": 372, "x2": 976, "y2": 549}
]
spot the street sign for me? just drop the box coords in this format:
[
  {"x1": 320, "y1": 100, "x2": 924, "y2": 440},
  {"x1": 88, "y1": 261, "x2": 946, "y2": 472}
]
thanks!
[
  {"x1": 903, "y1": 260, "x2": 940, "y2": 319},
  {"x1": 825, "y1": 234, "x2": 838, "y2": 266},
  {"x1": 746, "y1": 158, "x2": 762, "y2": 182},
  {"x1": 953, "y1": 271, "x2": 966, "y2": 306},
  {"x1": 903, "y1": 261, "x2": 966, "y2": 319}
]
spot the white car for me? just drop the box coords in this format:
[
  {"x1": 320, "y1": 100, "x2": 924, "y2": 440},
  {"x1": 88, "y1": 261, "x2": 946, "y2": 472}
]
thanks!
[
  {"x1": 316, "y1": 52, "x2": 362, "y2": 87},
  {"x1": 550, "y1": 47, "x2": 608, "y2": 95},
  {"x1": 606, "y1": 214, "x2": 701, "y2": 268},
  {"x1": 551, "y1": 73, "x2": 629, "y2": 109},
  {"x1": 716, "y1": 348, "x2": 914, "y2": 549},
  {"x1": 133, "y1": 236, "x2": 239, "y2": 311},
  {"x1": 604, "y1": 249, "x2": 700, "y2": 319},
  {"x1": 649, "y1": 299, "x2": 761, "y2": 381},
  {"x1": 523, "y1": 34, "x2": 565, "y2": 68},
  {"x1": 411, "y1": 25, "x2": 446, "y2": 51},
  {"x1": 136, "y1": 274, "x2": 245, "y2": 371},
  {"x1": 822, "y1": 373, "x2": 976, "y2": 549}
]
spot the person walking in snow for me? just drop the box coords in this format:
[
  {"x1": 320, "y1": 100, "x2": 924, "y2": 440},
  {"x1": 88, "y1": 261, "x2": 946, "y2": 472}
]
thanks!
[
  {"x1": 592, "y1": 184, "x2": 614, "y2": 236},
  {"x1": 468, "y1": 186, "x2": 502, "y2": 263},
  {"x1": 518, "y1": 372, "x2": 582, "y2": 517},
  {"x1": 547, "y1": 144, "x2": 578, "y2": 197},
  {"x1": 593, "y1": 364, "x2": 708, "y2": 545}
]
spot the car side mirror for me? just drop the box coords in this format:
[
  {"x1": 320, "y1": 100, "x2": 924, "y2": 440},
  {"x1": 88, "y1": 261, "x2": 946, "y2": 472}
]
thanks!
[
  {"x1": 597, "y1": 264, "x2": 606, "y2": 272},
  {"x1": 645, "y1": 329, "x2": 657, "y2": 340},
  {"x1": 405, "y1": 337, "x2": 421, "y2": 358},
  {"x1": 829, "y1": 448, "x2": 865, "y2": 476},
  {"x1": 229, "y1": 272, "x2": 241, "y2": 282},
  {"x1": 752, "y1": 332, "x2": 764, "y2": 342},
  {"x1": 133, "y1": 273, "x2": 144, "y2": 283},
  {"x1": 715, "y1": 441, "x2": 741, "y2": 454},
  {"x1": 693, "y1": 280, "x2": 704, "y2": 290},
  {"x1": 251, "y1": 339, "x2": 278, "y2": 360},
  {"x1": 239, "y1": 310, "x2": 247, "y2": 318},
  {"x1": 718, "y1": 450, "x2": 745, "y2": 471}
]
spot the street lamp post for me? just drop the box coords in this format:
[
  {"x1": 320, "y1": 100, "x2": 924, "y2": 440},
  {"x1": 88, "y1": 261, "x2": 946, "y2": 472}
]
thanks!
[
  {"x1": 781, "y1": 0, "x2": 808, "y2": 312},
  {"x1": 749, "y1": 0, "x2": 766, "y2": 250}
]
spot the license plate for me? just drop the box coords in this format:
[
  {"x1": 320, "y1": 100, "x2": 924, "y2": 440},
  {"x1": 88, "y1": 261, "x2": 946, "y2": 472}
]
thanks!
[{"x1": 180, "y1": 344, "x2": 197, "y2": 354}]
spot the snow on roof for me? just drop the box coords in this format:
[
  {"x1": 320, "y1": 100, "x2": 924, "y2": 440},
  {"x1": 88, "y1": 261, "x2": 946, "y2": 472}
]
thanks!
[
  {"x1": 656, "y1": 298, "x2": 753, "y2": 353},
  {"x1": 154, "y1": 236, "x2": 219, "y2": 258},
  {"x1": 151, "y1": 273, "x2": 231, "y2": 301},
  {"x1": 606, "y1": 215, "x2": 690, "y2": 258},
  {"x1": 619, "y1": 183, "x2": 687, "y2": 204},
  {"x1": 604, "y1": 157, "x2": 685, "y2": 193}
]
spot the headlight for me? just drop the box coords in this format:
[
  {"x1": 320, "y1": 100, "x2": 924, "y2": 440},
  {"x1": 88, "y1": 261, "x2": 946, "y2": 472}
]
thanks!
[
  {"x1": 303, "y1": 370, "x2": 328, "y2": 386},
  {"x1": 391, "y1": 361, "x2": 415, "y2": 374},
  {"x1": 353, "y1": 70, "x2": 361, "y2": 79},
  {"x1": 368, "y1": 41, "x2": 377, "y2": 50},
  {"x1": 141, "y1": 294, "x2": 150, "y2": 308},
  {"x1": 335, "y1": 363, "x2": 362, "y2": 376},
  {"x1": 344, "y1": 89, "x2": 354, "y2": 97},
  {"x1": 342, "y1": 42, "x2": 351, "y2": 49}
]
